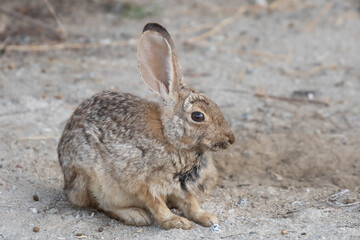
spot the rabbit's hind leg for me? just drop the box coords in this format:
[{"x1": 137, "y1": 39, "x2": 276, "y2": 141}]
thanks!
[
  {"x1": 104, "y1": 207, "x2": 152, "y2": 226},
  {"x1": 64, "y1": 168, "x2": 96, "y2": 208},
  {"x1": 94, "y1": 185, "x2": 152, "y2": 226}
]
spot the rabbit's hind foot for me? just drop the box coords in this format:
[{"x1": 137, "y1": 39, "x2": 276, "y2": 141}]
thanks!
[{"x1": 105, "y1": 207, "x2": 152, "y2": 226}]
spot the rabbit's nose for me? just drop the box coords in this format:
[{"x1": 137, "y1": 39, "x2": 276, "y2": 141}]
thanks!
[{"x1": 227, "y1": 132, "x2": 235, "y2": 145}]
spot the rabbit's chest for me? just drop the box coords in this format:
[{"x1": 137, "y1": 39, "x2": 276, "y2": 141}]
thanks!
[{"x1": 172, "y1": 153, "x2": 211, "y2": 194}]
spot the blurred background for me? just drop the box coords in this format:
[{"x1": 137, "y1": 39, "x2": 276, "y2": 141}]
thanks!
[{"x1": 0, "y1": 0, "x2": 360, "y2": 239}]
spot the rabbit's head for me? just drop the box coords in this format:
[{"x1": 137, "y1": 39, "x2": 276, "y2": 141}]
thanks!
[{"x1": 138, "y1": 23, "x2": 234, "y2": 152}]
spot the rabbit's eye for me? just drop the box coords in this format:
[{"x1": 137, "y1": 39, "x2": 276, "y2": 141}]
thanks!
[{"x1": 191, "y1": 112, "x2": 205, "y2": 122}]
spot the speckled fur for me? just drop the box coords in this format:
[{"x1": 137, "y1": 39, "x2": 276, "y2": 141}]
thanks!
[{"x1": 58, "y1": 23, "x2": 234, "y2": 229}]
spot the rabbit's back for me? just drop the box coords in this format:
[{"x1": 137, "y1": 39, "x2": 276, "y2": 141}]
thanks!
[{"x1": 58, "y1": 91, "x2": 167, "y2": 177}]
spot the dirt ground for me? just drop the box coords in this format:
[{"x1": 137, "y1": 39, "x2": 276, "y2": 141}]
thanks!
[{"x1": 1, "y1": 0, "x2": 360, "y2": 239}]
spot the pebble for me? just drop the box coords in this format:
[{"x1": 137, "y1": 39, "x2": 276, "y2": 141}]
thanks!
[
  {"x1": 75, "y1": 233, "x2": 82, "y2": 237},
  {"x1": 30, "y1": 208, "x2": 38, "y2": 214},
  {"x1": 281, "y1": 229, "x2": 288, "y2": 235},
  {"x1": 236, "y1": 198, "x2": 250, "y2": 208},
  {"x1": 241, "y1": 151, "x2": 252, "y2": 158},
  {"x1": 268, "y1": 171, "x2": 283, "y2": 181},
  {"x1": 33, "y1": 227, "x2": 40, "y2": 232},
  {"x1": 345, "y1": 198, "x2": 355, "y2": 204},
  {"x1": 211, "y1": 224, "x2": 221, "y2": 233},
  {"x1": 8, "y1": 63, "x2": 14, "y2": 70},
  {"x1": 98, "y1": 227, "x2": 104, "y2": 232},
  {"x1": 33, "y1": 195, "x2": 39, "y2": 201}
]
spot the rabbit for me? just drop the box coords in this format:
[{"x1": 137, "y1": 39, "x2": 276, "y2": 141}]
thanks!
[{"x1": 57, "y1": 23, "x2": 235, "y2": 230}]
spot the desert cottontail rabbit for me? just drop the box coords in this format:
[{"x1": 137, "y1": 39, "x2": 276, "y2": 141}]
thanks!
[{"x1": 58, "y1": 23, "x2": 235, "y2": 230}]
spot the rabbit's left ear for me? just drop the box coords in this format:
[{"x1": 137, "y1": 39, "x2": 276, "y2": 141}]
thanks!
[{"x1": 138, "y1": 23, "x2": 183, "y2": 103}]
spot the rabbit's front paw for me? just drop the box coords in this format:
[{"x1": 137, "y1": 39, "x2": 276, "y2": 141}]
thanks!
[
  {"x1": 160, "y1": 216, "x2": 193, "y2": 230},
  {"x1": 192, "y1": 212, "x2": 218, "y2": 227}
]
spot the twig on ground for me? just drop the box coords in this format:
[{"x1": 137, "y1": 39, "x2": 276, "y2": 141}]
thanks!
[
  {"x1": 0, "y1": 6, "x2": 65, "y2": 40},
  {"x1": 238, "y1": 50, "x2": 293, "y2": 62},
  {"x1": 207, "y1": 88, "x2": 250, "y2": 95},
  {"x1": 19, "y1": 136, "x2": 57, "y2": 141},
  {"x1": 180, "y1": 23, "x2": 213, "y2": 34},
  {"x1": 269, "y1": 0, "x2": 312, "y2": 13},
  {"x1": 186, "y1": 6, "x2": 261, "y2": 44},
  {"x1": 282, "y1": 63, "x2": 338, "y2": 78},
  {"x1": 43, "y1": 0, "x2": 67, "y2": 37},
  {"x1": 0, "y1": 36, "x2": 11, "y2": 54},
  {"x1": 235, "y1": 68, "x2": 247, "y2": 83},
  {"x1": 333, "y1": 10, "x2": 359, "y2": 27},
  {"x1": 234, "y1": 58, "x2": 270, "y2": 84},
  {"x1": 3, "y1": 39, "x2": 135, "y2": 52},
  {"x1": 219, "y1": 103, "x2": 236, "y2": 108},
  {"x1": 48, "y1": 58, "x2": 123, "y2": 69},
  {"x1": 221, "y1": 233, "x2": 243, "y2": 239},
  {"x1": 183, "y1": 72, "x2": 210, "y2": 78},
  {"x1": 0, "y1": 178, "x2": 9, "y2": 191},
  {"x1": 255, "y1": 92, "x2": 329, "y2": 107},
  {"x1": 0, "y1": 110, "x2": 33, "y2": 117},
  {"x1": 268, "y1": 0, "x2": 286, "y2": 10},
  {"x1": 304, "y1": 64, "x2": 338, "y2": 77},
  {"x1": 326, "y1": 189, "x2": 360, "y2": 207},
  {"x1": 305, "y1": 3, "x2": 334, "y2": 32}
]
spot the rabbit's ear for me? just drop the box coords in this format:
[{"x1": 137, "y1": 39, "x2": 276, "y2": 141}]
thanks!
[{"x1": 138, "y1": 23, "x2": 183, "y2": 103}]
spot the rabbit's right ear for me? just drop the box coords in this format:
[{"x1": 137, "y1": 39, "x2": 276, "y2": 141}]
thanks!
[{"x1": 138, "y1": 23, "x2": 183, "y2": 103}]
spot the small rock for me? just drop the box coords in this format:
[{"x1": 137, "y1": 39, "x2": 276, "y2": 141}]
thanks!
[
  {"x1": 236, "y1": 198, "x2": 250, "y2": 208},
  {"x1": 345, "y1": 198, "x2": 355, "y2": 204},
  {"x1": 75, "y1": 233, "x2": 82, "y2": 237},
  {"x1": 292, "y1": 90, "x2": 317, "y2": 100},
  {"x1": 98, "y1": 227, "x2": 104, "y2": 232},
  {"x1": 47, "y1": 207, "x2": 59, "y2": 214},
  {"x1": 269, "y1": 171, "x2": 283, "y2": 181},
  {"x1": 33, "y1": 227, "x2": 40, "y2": 232},
  {"x1": 241, "y1": 151, "x2": 252, "y2": 158},
  {"x1": 255, "y1": 0, "x2": 268, "y2": 7},
  {"x1": 301, "y1": 232, "x2": 306, "y2": 235},
  {"x1": 30, "y1": 208, "x2": 38, "y2": 214},
  {"x1": 8, "y1": 63, "x2": 14, "y2": 70},
  {"x1": 241, "y1": 112, "x2": 250, "y2": 120},
  {"x1": 281, "y1": 229, "x2": 288, "y2": 235},
  {"x1": 33, "y1": 195, "x2": 39, "y2": 201},
  {"x1": 211, "y1": 224, "x2": 221, "y2": 233}
]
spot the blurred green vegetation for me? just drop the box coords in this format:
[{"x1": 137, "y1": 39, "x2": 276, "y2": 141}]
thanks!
[
  {"x1": 121, "y1": 2, "x2": 160, "y2": 19},
  {"x1": 103, "y1": 1, "x2": 160, "y2": 19}
]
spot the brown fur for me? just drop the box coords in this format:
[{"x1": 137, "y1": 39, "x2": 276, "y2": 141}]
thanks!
[
  {"x1": 146, "y1": 105, "x2": 166, "y2": 142},
  {"x1": 57, "y1": 23, "x2": 234, "y2": 229}
]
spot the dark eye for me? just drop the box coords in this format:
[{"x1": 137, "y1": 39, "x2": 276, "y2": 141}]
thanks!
[{"x1": 191, "y1": 112, "x2": 205, "y2": 122}]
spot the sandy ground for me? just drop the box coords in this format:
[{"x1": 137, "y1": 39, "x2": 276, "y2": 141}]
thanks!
[{"x1": 1, "y1": 0, "x2": 360, "y2": 239}]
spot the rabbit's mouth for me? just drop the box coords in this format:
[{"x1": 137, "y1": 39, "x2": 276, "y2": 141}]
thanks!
[{"x1": 210, "y1": 141, "x2": 231, "y2": 151}]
